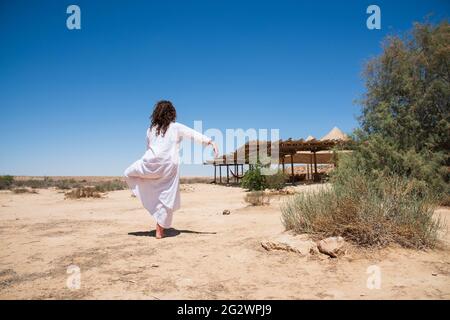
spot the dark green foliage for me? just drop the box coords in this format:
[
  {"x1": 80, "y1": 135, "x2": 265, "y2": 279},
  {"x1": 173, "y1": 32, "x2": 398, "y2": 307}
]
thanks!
[
  {"x1": 241, "y1": 164, "x2": 266, "y2": 191},
  {"x1": 282, "y1": 21, "x2": 448, "y2": 248},
  {"x1": 356, "y1": 21, "x2": 449, "y2": 196},
  {"x1": 241, "y1": 162, "x2": 287, "y2": 191},
  {"x1": 0, "y1": 175, "x2": 14, "y2": 189}
]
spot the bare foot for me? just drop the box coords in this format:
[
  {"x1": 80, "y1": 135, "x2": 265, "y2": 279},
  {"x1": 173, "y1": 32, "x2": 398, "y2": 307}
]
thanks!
[{"x1": 155, "y1": 223, "x2": 164, "y2": 239}]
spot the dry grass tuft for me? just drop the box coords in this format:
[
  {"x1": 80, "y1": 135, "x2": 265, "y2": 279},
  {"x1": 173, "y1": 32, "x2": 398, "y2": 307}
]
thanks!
[
  {"x1": 281, "y1": 174, "x2": 442, "y2": 249},
  {"x1": 65, "y1": 186, "x2": 103, "y2": 199},
  {"x1": 245, "y1": 191, "x2": 270, "y2": 206},
  {"x1": 12, "y1": 188, "x2": 38, "y2": 194}
]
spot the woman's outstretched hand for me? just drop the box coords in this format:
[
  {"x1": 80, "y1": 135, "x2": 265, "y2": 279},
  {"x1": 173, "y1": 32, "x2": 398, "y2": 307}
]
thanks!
[{"x1": 209, "y1": 141, "x2": 219, "y2": 158}]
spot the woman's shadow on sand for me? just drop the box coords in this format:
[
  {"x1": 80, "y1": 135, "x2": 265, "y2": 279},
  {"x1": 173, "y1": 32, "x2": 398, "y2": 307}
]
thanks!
[{"x1": 128, "y1": 228, "x2": 217, "y2": 238}]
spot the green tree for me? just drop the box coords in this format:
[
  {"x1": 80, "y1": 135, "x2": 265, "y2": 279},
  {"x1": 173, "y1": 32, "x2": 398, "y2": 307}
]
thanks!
[{"x1": 351, "y1": 21, "x2": 450, "y2": 195}]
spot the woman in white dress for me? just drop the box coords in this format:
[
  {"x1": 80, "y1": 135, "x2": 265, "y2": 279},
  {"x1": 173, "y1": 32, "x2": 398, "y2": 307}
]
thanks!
[{"x1": 124, "y1": 100, "x2": 218, "y2": 239}]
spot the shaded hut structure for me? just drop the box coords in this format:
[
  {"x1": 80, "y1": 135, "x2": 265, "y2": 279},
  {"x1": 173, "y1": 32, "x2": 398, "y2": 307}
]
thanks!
[{"x1": 205, "y1": 127, "x2": 351, "y2": 185}]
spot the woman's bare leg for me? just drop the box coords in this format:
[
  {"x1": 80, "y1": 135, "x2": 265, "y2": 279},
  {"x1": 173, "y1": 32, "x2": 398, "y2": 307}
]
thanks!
[{"x1": 155, "y1": 223, "x2": 164, "y2": 239}]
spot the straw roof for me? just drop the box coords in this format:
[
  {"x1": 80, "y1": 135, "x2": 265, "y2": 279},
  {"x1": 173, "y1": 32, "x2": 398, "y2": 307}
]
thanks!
[
  {"x1": 320, "y1": 127, "x2": 349, "y2": 141},
  {"x1": 205, "y1": 127, "x2": 352, "y2": 165}
]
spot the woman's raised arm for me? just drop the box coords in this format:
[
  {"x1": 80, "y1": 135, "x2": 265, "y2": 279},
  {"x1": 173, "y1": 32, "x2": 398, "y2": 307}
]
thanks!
[{"x1": 176, "y1": 123, "x2": 218, "y2": 157}]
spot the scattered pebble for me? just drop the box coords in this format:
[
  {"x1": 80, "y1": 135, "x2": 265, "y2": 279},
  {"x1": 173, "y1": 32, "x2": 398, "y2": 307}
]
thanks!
[{"x1": 222, "y1": 209, "x2": 231, "y2": 215}]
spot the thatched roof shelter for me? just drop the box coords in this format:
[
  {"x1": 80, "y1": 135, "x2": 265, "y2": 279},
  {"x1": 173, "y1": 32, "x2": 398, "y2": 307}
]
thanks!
[{"x1": 205, "y1": 127, "x2": 352, "y2": 184}]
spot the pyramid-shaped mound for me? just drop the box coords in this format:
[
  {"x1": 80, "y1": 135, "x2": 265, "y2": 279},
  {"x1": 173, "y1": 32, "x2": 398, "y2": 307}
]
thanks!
[{"x1": 320, "y1": 127, "x2": 349, "y2": 141}]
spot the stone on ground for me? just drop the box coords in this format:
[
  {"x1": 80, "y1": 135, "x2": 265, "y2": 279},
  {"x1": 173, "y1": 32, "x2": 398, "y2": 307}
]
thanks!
[
  {"x1": 317, "y1": 236, "x2": 347, "y2": 258},
  {"x1": 261, "y1": 231, "x2": 319, "y2": 256}
]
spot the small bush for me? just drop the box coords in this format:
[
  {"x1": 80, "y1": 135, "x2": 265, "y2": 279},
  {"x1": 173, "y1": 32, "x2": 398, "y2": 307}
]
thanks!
[
  {"x1": 93, "y1": 179, "x2": 127, "y2": 192},
  {"x1": 241, "y1": 164, "x2": 266, "y2": 191},
  {"x1": 14, "y1": 179, "x2": 51, "y2": 189},
  {"x1": 55, "y1": 179, "x2": 81, "y2": 190},
  {"x1": 12, "y1": 188, "x2": 38, "y2": 194},
  {"x1": 0, "y1": 175, "x2": 14, "y2": 190},
  {"x1": 241, "y1": 164, "x2": 288, "y2": 191},
  {"x1": 265, "y1": 170, "x2": 288, "y2": 190},
  {"x1": 65, "y1": 186, "x2": 102, "y2": 199},
  {"x1": 281, "y1": 172, "x2": 441, "y2": 249},
  {"x1": 439, "y1": 194, "x2": 450, "y2": 207},
  {"x1": 245, "y1": 191, "x2": 270, "y2": 206}
]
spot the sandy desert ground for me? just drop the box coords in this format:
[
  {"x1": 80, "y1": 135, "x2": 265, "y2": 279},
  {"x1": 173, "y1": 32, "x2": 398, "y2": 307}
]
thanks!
[{"x1": 0, "y1": 183, "x2": 449, "y2": 299}]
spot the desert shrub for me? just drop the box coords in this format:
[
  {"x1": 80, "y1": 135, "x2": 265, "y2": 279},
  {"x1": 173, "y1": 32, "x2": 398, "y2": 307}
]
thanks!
[
  {"x1": 282, "y1": 21, "x2": 448, "y2": 249},
  {"x1": 0, "y1": 175, "x2": 14, "y2": 190},
  {"x1": 281, "y1": 169, "x2": 441, "y2": 248},
  {"x1": 54, "y1": 179, "x2": 81, "y2": 190},
  {"x1": 93, "y1": 179, "x2": 127, "y2": 192},
  {"x1": 265, "y1": 170, "x2": 288, "y2": 190},
  {"x1": 14, "y1": 178, "x2": 51, "y2": 189},
  {"x1": 65, "y1": 186, "x2": 102, "y2": 199},
  {"x1": 12, "y1": 187, "x2": 38, "y2": 194},
  {"x1": 241, "y1": 164, "x2": 267, "y2": 191},
  {"x1": 241, "y1": 163, "x2": 288, "y2": 191},
  {"x1": 349, "y1": 132, "x2": 449, "y2": 201},
  {"x1": 440, "y1": 194, "x2": 450, "y2": 207},
  {"x1": 0, "y1": 176, "x2": 128, "y2": 192},
  {"x1": 245, "y1": 191, "x2": 270, "y2": 206}
]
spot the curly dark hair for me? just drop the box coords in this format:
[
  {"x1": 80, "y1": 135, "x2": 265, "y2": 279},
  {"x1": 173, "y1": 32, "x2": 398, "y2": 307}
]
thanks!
[{"x1": 150, "y1": 100, "x2": 177, "y2": 137}]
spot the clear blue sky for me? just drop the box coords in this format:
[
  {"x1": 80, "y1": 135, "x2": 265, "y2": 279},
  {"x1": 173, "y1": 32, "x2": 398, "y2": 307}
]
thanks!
[{"x1": 0, "y1": 0, "x2": 448, "y2": 176}]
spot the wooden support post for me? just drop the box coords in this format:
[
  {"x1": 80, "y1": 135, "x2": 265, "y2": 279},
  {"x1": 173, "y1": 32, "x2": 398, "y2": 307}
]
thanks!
[
  {"x1": 282, "y1": 157, "x2": 285, "y2": 173},
  {"x1": 290, "y1": 153, "x2": 295, "y2": 184},
  {"x1": 214, "y1": 164, "x2": 217, "y2": 184},
  {"x1": 227, "y1": 165, "x2": 230, "y2": 185},
  {"x1": 306, "y1": 161, "x2": 309, "y2": 180},
  {"x1": 313, "y1": 151, "x2": 318, "y2": 182},
  {"x1": 309, "y1": 153, "x2": 313, "y2": 180},
  {"x1": 219, "y1": 165, "x2": 222, "y2": 184}
]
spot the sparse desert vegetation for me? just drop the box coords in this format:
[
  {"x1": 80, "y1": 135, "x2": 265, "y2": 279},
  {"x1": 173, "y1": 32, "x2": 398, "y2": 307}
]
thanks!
[
  {"x1": 64, "y1": 186, "x2": 103, "y2": 199},
  {"x1": 0, "y1": 175, "x2": 128, "y2": 193},
  {"x1": 244, "y1": 191, "x2": 270, "y2": 206},
  {"x1": 241, "y1": 164, "x2": 287, "y2": 191},
  {"x1": 281, "y1": 21, "x2": 449, "y2": 249},
  {"x1": 282, "y1": 170, "x2": 441, "y2": 248}
]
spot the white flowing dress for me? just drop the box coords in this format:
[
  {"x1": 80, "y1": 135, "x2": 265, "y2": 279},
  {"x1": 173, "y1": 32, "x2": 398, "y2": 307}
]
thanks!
[{"x1": 124, "y1": 122, "x2": 211, "y2": 228}]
